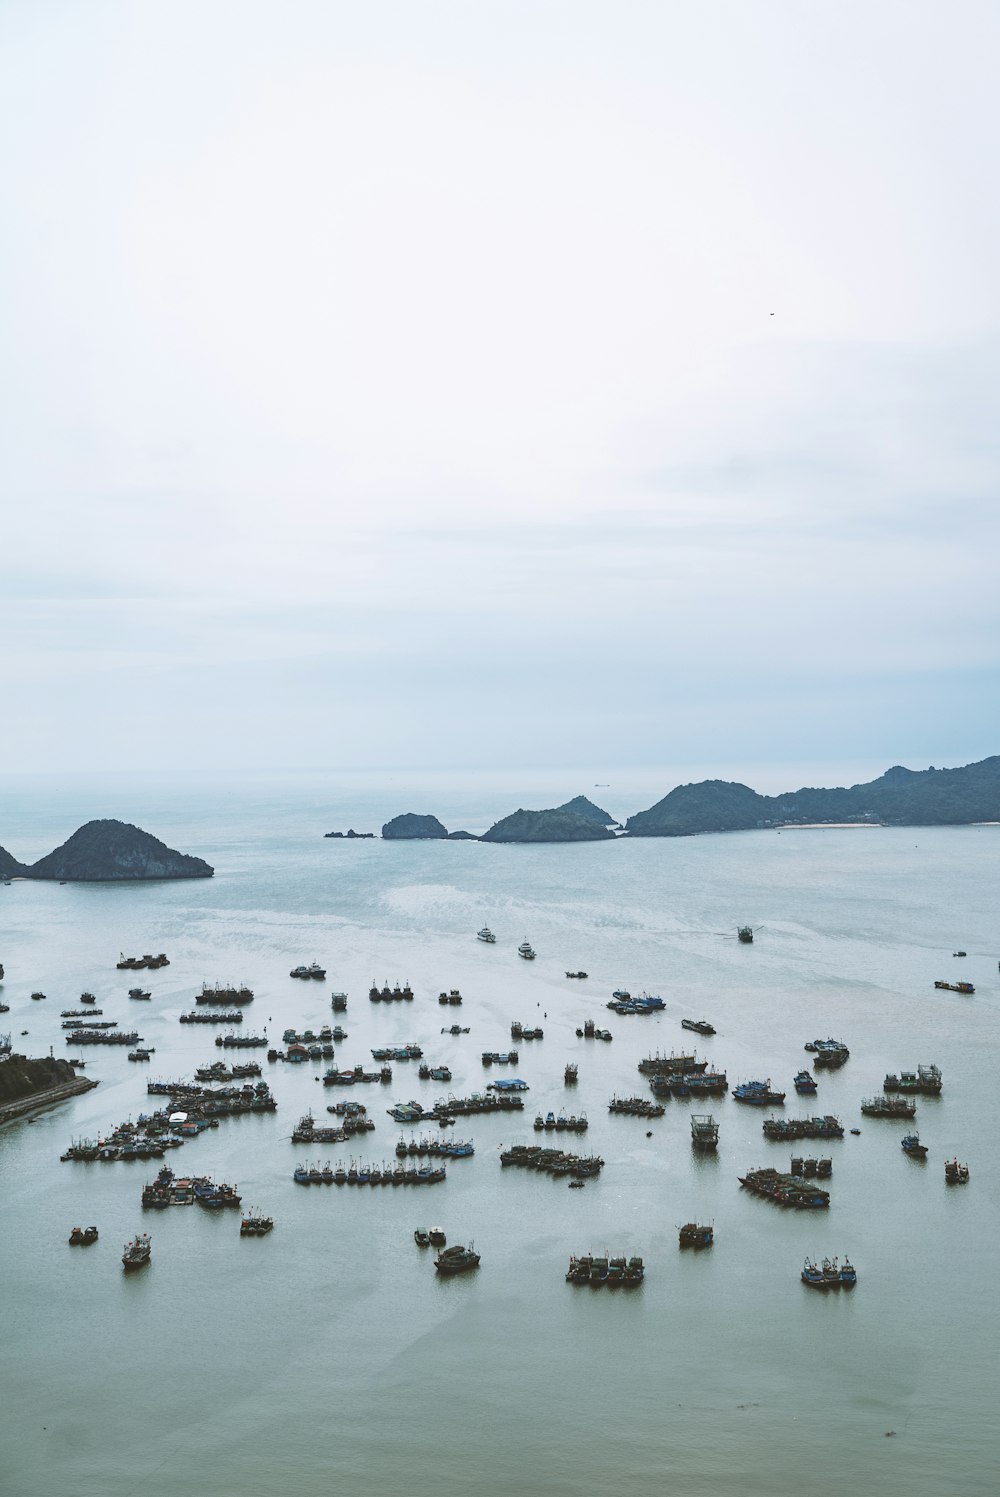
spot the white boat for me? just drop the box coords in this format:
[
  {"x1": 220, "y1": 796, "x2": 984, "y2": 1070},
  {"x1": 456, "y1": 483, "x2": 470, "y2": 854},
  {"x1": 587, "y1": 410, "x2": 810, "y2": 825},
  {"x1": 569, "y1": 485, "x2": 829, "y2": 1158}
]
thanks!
[
  {"x1": 477, "y1": 927, "x2": 496, "y2": 944},
  {"x1": 518, "y1": 941, "x2": 536, "y2": 960}
]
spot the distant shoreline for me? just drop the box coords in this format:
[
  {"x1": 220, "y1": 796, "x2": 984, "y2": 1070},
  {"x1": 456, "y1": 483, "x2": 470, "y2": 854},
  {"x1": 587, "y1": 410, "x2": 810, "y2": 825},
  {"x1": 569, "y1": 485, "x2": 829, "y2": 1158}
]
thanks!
[{"x1": 776, "y1": 822, "x2": 881, "y2": 830}]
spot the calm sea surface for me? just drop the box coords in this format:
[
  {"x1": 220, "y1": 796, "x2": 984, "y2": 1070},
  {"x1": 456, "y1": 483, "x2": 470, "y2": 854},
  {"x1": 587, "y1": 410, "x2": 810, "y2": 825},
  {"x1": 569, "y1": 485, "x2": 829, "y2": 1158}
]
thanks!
[{"x1": 1, "y1": 775, "x2": 998, "y2": 1497}]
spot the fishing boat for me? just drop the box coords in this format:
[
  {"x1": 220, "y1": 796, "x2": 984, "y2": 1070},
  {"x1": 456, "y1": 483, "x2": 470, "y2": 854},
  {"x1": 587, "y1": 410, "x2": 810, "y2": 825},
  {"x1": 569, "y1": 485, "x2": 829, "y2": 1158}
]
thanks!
[
  {"x1": 681, "y1": 1019, "x2": 716, "y2": 1036},
  {"x1": 122, "y1": 1233, "x2": 151, "y2": 1269},
  {"x1": 794, "y1": 1071, "x2": 817, "y2": 1094},
  {"x1": 861, "y1": 1096, "x2": 915, "y2": 1118},
  {"x1": 821, "y1": 1256, "x2": 841, "y2": 1287},
  {"x1": 435, "y1": 1243, "x2": 480, "y2": 1274},
  {"x1": 477, "y1": 927, "x2": 496, "y2": 944},
  {"x1": 737, "y1": 926, "x2": 753, "y2": 944},
  {"x1": 564, "y1": 1063, "x2": 578, "y2": 1084},
  {"x1": 839, "y1": 1257, "x2": 857, "y2": 1286},
  {"x1": 901, "y1": 1134, "x2": 929, "y2": 1158},
  {"x1": 800, "y1": 1257, "x2": 826, "y2": 1289},
  {"x1": 414, "y1": 1228, "x2": 431, "y2": 1247},
  {"x1": 944, "y1": 1158, "x2": 970, "y2": 1184},
  {"x1": 518, "y1": 941, "x2": 536, "y2": 960},
  {"x1": 690, "y1": 1114, "x2": 719, "y2": 1151},
  {"x1": 934, "y1": 980, "x2": 974, "y2": 994},
  {"x1": 678, "y1": 1222, "x2": 713, "y2": 1249},
  {"x1": 429, "y1": 1226, "x2": 446, "y2": 1245},
  {"x1": 240, "y1": 1213, "x2": 273, "y2": 1235},
  {"x1": 565, "y1": 971, "x2": 588, "y2": 979},
  {"x1": 128, "y1": 989, "x2": 151, "y2": 1000},
  {"x1": 732, "y1": 1079, "x2": 786, "y2": 1106}
]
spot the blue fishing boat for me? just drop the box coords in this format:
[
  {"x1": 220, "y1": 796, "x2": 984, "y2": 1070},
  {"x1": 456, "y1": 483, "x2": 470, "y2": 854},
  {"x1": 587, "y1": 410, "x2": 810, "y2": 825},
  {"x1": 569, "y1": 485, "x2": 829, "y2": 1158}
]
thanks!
[
  {"x1": 901, "y1": 1134, "x2": 928, "y2": 1158},
  {"x1": 733, "y1": 1079, "x2": 786, "y2": 1106},
  {"x1": 801, "y1": 1257, "x2": 826, "y2": 1289},
  {"x1": 794, "y1": 1070, "x2": 817, "y2": 1094},
  {"x1": 840, "y1": 1257, "x2": 857, "y2": 1285}
]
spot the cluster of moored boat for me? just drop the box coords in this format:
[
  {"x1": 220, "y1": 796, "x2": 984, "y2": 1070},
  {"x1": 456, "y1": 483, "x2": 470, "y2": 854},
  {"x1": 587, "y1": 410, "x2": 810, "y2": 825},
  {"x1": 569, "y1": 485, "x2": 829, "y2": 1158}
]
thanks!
[
  {"x1": 609, "y1": 1096, "x2": 664, "y2": 1117},
  {"x1": 54, "y1": 943, "x2": 976, "y2": 1289},
  {"x1": 292, "y1": 1111, "x2": 372, "y2": 1143},
  {"x1": 396, "y1": 1135, "x2": 473, "y2": 1157},
  {"x1": 142, "y1": 1167, "x2": 241, "y2": 1209},
  {"x1": 66, "y1": 1029, "x2": 140, "y2": 1046},
  {"x1": 739, "y1": 1167, "x2": 831, "y2": 1209},
  {"x1": 884, "y1": 1064, "x2": 942, "y2": 1095},
  {"x1": 801, "y1": 1256, "x2": 856, "y2": 1289},
  {"x1": 566, "y1": 1254, "x2": 644, "y2": 1285},
  {"x1": 196, "y1": 983, "x2": 254, "y2": 1005},
  {"x1": 294, "y1": 1161, "x2": 447, "y2": 1185},
  {"x1": 181, "y1": 1010, "x2": 245, "y2": 1024},
  {"x1": 117, "y1": 954, "x2": 169, "y2": 970},
  {"x1": 369, "y1": 982, "x2": 414, "y2": 1002},
  {"x1": 388, "y1": 1093, "x2": 525, "y2": 1122},
  {"x1": 861, "y1": 1096, "x2": 916, "y2": 1118},
  {"x1": 500, "y1": 1145, "x2": 604, "y2": 1178},
  {"x1": 606, "y1": 992, "x2": 665, "y2": 1016},
  {"x1": 575, "y1": 1021, "x2": 612, "y2": 1040},
  {"x1": 534, "y1": 1110, "x2": 588, "y2": 1131},
  {"x1": 762, "y1": 1115, "x2": 844, "y2": 1140}
]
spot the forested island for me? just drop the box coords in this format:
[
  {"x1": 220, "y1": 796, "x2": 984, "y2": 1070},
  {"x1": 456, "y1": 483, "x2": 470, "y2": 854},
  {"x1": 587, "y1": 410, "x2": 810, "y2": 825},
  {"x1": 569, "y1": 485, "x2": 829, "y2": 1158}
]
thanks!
[{"x1": 374, "y1": 759, "x2": 999, "y2": 842}]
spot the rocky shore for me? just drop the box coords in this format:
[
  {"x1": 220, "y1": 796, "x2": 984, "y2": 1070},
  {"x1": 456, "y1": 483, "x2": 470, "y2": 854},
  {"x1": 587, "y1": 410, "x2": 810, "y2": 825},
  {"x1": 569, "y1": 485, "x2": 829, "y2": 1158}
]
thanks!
[{"x1": 0, "y1": 1055, "x2": 98, "y2": 1125}]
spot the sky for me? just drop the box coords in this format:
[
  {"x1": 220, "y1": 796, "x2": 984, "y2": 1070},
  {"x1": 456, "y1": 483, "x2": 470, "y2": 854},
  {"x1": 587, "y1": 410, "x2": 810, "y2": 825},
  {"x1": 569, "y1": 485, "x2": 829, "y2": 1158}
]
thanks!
[{"x1": 2, "y1": 0, "x2": 998, "y2": 786}]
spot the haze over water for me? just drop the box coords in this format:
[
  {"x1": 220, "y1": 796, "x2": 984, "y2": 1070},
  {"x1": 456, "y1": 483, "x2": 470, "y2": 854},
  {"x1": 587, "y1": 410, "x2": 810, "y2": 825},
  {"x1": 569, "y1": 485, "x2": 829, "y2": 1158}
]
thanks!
[{"x1": 2, "y1": 775, "x2": 999, "y2": 1497}]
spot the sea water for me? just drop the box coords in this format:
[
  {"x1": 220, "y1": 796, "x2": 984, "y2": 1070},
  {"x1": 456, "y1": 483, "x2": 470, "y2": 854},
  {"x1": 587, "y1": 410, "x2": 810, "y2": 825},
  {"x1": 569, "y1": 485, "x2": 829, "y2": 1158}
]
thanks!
[{"x1": 1, "y1": 774, "x2": 998, "y2": 1497}]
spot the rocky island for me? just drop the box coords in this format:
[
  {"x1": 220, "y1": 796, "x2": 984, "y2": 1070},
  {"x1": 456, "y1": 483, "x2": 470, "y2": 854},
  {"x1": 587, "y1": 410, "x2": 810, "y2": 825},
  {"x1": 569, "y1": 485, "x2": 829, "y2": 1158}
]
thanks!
[
  {"x1": 481, "y1": 808, "x2": 616, "y2": 843},
  {"x1": 2, "y1": 820, "x2": 214, "y2": 881},
  {"x1": 381, "y1": 813, "x2": 450, "y2": 840}
]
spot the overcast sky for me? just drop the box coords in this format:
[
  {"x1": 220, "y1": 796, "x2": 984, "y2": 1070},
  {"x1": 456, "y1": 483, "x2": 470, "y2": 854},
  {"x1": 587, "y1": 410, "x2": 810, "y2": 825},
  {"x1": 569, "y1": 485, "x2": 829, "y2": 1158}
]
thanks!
[{"x1": 2, "y1": 0, "x2": 998, "y2": 783}]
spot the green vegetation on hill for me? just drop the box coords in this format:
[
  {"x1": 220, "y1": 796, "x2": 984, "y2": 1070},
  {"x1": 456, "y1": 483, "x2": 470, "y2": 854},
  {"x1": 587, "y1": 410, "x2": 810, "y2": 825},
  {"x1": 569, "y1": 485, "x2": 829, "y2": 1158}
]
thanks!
[
  {"x1": 0, "y1": 1054, "x2": 80, "y2": 1105},
  {"x1": 481, "y1": 808, "x2": 616, "y2": 843},
  {"x1": 556, "y1": 796, "x2": 618, "y2": 826},
  {"x1": 625, "y1": 757, "x2": 1000, "y2": 836},
  {"x1": 28, "y1": 819, "x2": 214, "y2": 880}
]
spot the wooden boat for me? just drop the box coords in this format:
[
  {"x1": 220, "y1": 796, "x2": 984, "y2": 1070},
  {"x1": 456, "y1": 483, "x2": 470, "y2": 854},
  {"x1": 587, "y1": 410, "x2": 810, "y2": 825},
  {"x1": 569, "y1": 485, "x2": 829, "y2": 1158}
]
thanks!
[
  {"x1": 678, "y1": 1222, "x2": 713, "y2": 1249},
  {"x1": 435, "y1": 1243, "x2": 480, "y2": 1274}
]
